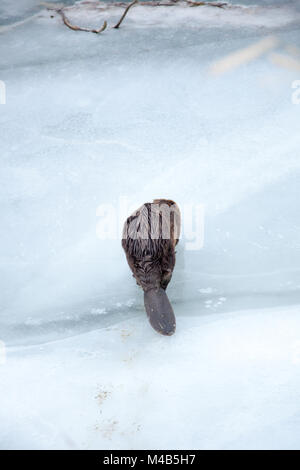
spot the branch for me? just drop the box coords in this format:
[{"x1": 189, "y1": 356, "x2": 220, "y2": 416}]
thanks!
[
  {"x1": 185, "y1": 1, "x2": 228, "y2": 7},
  {"x1": 113, "y1": 0, "x2": 139, "y2": 29},
  {"x1": 57, "y1": 9, "x2": 107, "y2": 33},
  {"x1": 51, "y1": 0, "x2": 231, "y2": 35}
]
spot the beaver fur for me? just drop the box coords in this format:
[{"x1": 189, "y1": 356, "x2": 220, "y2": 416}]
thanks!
[{"x1": 122, "y1": 199, "x2": 180, "y2": 335}]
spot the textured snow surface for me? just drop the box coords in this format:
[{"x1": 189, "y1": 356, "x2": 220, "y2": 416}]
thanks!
[{"x1": 0, "y1": 0, "x2": 300, "y2": 449}]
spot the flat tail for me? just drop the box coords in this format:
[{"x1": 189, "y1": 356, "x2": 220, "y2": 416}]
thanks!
[{"x1": 144, "y1": 288, "x2": 176, "y2": 336}]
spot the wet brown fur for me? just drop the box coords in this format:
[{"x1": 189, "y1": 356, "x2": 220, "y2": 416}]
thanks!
[{"x1": 122, "y1": 199, "x2": 181, "y2": 292}]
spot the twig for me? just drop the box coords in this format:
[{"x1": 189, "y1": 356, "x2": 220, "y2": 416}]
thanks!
[
  {"x1": 113, "y1": 0, "x2": 139, "y2": 29},
  {"x1": 51, "y1": 0, "x2": 231, "y2": 35},
  {"x1": 57, "y1": 9, "x2": 107, "y2": 33}
]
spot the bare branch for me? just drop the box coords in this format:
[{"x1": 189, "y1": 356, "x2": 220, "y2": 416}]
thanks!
[
  {"x1": 113, "y1": 0, "x2": 139, "y2": 29},
  {"x1": 57, "y1": 9, "x2": 107, "y2": 34},
  {"x1": 50, "y1": 0, "x2": 231, "y2": 35}
]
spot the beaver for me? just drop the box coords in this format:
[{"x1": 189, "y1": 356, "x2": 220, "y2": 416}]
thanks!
[{"x1": 122, "y1": 199, "x2": 181, "y2": 335}]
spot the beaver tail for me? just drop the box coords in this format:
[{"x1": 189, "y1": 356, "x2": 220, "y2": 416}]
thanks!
[{"x1": 144, "y1": 287, "x2": 176, "y2": 336}]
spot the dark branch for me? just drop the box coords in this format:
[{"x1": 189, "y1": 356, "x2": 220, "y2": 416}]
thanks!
[
  {"x1": 57, "y1": 9, "x2": 107, "y2": 34},
  {"x1": 113, "y1": 0, "x2": 139, "y2": 29}
]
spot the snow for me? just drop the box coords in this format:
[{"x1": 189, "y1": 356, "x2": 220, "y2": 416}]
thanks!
[
  {"x1": 0, "y1": 0, "x2": 300, "y2": 449},
  {"x1": 2, "y1": 305, "x2": 300, "y2": 449}
]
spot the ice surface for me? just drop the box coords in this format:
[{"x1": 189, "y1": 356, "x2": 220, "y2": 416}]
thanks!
[{"x1": 0, "y1": 0, "x2": 300, "y2": 449}]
